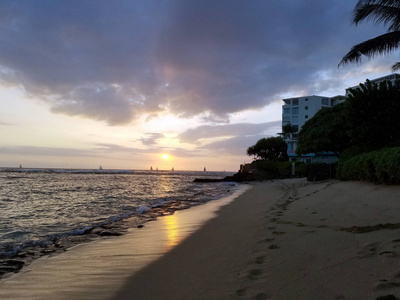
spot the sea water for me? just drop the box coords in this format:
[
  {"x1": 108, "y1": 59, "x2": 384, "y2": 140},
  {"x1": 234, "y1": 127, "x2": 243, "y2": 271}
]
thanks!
[{"x1": 0, "y1": 168, "x2": 237, "y2": 276}]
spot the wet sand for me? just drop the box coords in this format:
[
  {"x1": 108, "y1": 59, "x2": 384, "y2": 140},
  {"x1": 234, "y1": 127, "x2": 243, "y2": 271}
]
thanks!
[{"x1": 2, "y1": 179, "x2": 400, "y2": 299}]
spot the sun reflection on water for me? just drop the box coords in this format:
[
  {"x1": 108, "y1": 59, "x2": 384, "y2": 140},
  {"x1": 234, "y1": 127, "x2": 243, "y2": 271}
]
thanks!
[{"x1": 163, "y1": 214, "x2": 180, "y2": 250}]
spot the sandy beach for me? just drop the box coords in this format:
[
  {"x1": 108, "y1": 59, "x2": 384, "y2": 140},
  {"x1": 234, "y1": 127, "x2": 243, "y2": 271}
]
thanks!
[{"x1": 2, "y1": 179, "x2": 400, "y2": 299}]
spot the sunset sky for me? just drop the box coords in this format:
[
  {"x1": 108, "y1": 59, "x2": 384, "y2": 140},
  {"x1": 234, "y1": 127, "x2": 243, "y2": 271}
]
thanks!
[{"x1": 0, "y1": 0, "x2": 397, "y2": 171}]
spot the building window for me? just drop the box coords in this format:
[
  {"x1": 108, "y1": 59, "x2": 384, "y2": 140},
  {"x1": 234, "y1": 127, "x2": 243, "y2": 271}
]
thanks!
[
  {"x1": 321, "y1": 98, "x2": 329, "y2": 106},
  {"x1": 292, "y1": 107, "x2": 299, "y2": 114},
  {"x1": 292, "y1": 116, "x2": 298, "y2": 124},
  {"x1": 283, "y1": 116, "x2": 290, "y2": 123},
  {"x1": 283, "y1": 108, "x2": 290, "y2": 114},
  {"x1": 292, "y1": 125, "x2": 298, "y2": 132},
  {"x1": 292, "y1": 133, "x2": 298, "y2": 139},
  {"x1": 305, "y1": 98, "x2": 308, "y2": 101},
  {"x1": 305, "y1": 106, "x2": 308, "y2": 110},
  {"x1": 292, "y1": 99, "x2": 299, "y2": 105}
]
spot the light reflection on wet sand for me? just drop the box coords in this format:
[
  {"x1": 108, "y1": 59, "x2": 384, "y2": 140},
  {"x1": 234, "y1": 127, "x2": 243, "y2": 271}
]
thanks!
[{"x1": 0, "y1": 186, "x2": 250, "y2": 300}]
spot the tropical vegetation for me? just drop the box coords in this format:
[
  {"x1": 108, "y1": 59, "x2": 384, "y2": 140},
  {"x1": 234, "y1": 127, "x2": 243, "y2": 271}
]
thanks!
[
  {"x1": 246, "y1": 137, "x2": 288, "y2": 162},
  {"x1": 296, "y1": 103, "x2": 351, "y2": 157},
  {"x1": 339, "y1": 0, "x2": 400, "y2": 71}
]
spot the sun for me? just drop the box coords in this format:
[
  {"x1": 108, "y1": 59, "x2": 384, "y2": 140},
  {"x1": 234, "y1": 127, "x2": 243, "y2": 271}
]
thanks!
[{"x1": 162, "y1": 154, "x2": 169, "y2": 160}]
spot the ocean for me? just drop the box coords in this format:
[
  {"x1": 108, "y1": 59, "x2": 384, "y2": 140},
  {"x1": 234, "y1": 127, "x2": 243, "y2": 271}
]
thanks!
[{"x1": 0, "y1": 168, "x2": 238, "y2": 277}]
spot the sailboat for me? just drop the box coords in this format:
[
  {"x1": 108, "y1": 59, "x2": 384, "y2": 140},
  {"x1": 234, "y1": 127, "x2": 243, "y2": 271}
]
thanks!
[
  {"x1": 99, "y1": 165, "x2": 103, "y2": 170},
  {"x1": 171, "y1": 167, "x2": 174, "y2": 171},
  {"x1": 19, "y1": 164, "x2": 22, "y2": 169},
  {"x1": 204, "y1": 167, "x2": 206, "y2": 172},
  {"x1": 150, "y1": 166, "x2": 153, "y2": 171}
]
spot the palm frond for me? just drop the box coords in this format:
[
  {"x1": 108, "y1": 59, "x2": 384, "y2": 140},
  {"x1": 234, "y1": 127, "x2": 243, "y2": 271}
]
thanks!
[
  {"x1": 353, "y1": 1, "x2": 400, "y2": 31},
  {"x1": 354, "y1": 4, "x2": 400, "y2": 31},
  {"x1": 339, "y1": 30, "x2": 400, "y2": 66},
  {"x1": 392, "y1": 61, "x2": 400, "y2": 70}
]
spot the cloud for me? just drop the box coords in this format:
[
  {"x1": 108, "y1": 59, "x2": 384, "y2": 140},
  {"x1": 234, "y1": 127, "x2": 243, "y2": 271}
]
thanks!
[
  {"x1": 0, "y1": 145, "x2": 96, "y2": 157},
  {"x1": 0, "y1": 0, "x2": 389, "y2": 125},
  {"x1": 0, "y1": 121, "x2": 14, "y2": 125},
  {"x1": 138, "y1": 133, "x2": 165, "y2": 146},
  {"x1": 178, "y1": 121, "x2": 281, "y2": 144},
  {"x1": 0, "y1": 143, "x2": 141, "y2": 157},
  {"x1": 199, "y1": 135, "x2": 267, "y2": 157}
]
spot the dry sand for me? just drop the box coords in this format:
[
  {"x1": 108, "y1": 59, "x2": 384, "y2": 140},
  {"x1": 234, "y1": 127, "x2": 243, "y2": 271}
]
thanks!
[
  {"x1": 115, "y1": 179, "x2": 400, "y2": 300},
  {"x1": 1, "y1": 179, "x2": 400, "y2": 300}
]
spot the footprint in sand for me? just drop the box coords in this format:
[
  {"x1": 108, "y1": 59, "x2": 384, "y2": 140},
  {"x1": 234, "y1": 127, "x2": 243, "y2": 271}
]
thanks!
[
  {"x1": 248, "y1": 269, "x2": 263, "y2": 280},
  {"x1": 379, "y1": 251, "x2": 398, "y2": 257},
  {"x1": 358, "y1": 242, "x2": 381, "y2": 258},
  {"x1": 272, "y1": 231, "x2": 285, "y2": 235},
  {"x1": 392, "y1": 239, "x2": 400, "y2": 249},
  {"x1": 263, "y1": 238, "x2": 275, "y2": 243},
  {"x1": 254, "y1": 292, "x2": 269, "y2": 299},
  {"x1": 375, "y1": 279, "x2": 400, "y2": 290},
  {"x1": 236, "y1": 288, "x2": 247, "y2": 296},
  {"x1": 254, "y1": 256, "x2": 265, "y2": 264},
  {"x1": 268, "y1": 244, "x2": 279, "y2": 250}
]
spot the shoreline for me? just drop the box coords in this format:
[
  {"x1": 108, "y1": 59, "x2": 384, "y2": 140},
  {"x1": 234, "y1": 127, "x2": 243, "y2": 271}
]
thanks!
[
  {"x1": 0, "y1": 183, "x2": 251, "y2": 299},
  {"x1": 2, "y1": 179, "x2": 400, "y2": 299},
  {"x1": 0, "y1": 175, "x2": 239, "y2": 280}
]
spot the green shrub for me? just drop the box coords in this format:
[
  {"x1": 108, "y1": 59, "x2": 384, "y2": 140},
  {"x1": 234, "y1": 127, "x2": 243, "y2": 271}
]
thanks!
[
  {"x1": 251, "y1": 160, "x2": 279, "y2": 179},
  {"x1": 339, "y1": 146, "x2": 365, "y2": 162},
  {"x1": 337, "y1": 147, "x2": 400, "y2": 184},
  {"x1": 277, "y1": 161, "x2": 293, "y2": 178},
  {"x1": 295, "y1": 162, "x2": 308, "y2": 178},
  {"x1": 250, "y1": 160, "x2": 307, "y2": 179}
]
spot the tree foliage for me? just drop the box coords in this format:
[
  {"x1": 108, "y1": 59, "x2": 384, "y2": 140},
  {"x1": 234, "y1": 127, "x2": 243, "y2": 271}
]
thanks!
[
  {"x1": 339, "y1": 0, "x2": 400, "y2": 70},
  {"x1": 247, "y1": 137, "x2": 288, "y2": 161},
  {"x1": 346, "y1": 79, "x2": 400, "y2": 150},
  {"x1": 296, "y1": 103, "x2": 351, "y2": 157},
  {"x1": 297, "y1": 79, "x2": 400, "y2": 157}
]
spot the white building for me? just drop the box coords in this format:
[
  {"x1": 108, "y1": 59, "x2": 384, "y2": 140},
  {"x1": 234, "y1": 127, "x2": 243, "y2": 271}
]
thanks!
[
  {"x1": 282, "y1": 95, "x2": 346, "y2": 163},
  {"x1": 282, "y1": 73, "x2": 400, "y2": 163}
]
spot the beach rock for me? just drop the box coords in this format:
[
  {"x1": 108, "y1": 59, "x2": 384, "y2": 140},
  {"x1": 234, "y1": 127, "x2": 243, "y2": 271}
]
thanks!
[
  {"x1": 0, "y1": 259, "x2": 24, "y2": 275},
  {"x1": 98, "y1": 230, "x2": 122, "y2": 236}
]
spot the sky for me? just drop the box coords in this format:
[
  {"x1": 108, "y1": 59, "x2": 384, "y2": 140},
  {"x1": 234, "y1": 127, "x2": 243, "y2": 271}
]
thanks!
[{"x1": 0, "y1": 0, "x2": 398, "y2": 171}]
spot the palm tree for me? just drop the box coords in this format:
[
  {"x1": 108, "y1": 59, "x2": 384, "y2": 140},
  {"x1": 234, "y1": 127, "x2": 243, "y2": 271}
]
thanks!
[{"x1": 339, "y1": 0, "x2": 400, "y2": 71}]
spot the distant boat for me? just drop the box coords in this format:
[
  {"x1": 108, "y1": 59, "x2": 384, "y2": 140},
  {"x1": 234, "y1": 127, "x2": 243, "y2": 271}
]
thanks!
[
  {"x1": 99, "y1": 165, "x2": 103, "y2": 170},
  {"x1": 171, "y1": 167, "x2": 174, "y2": 171},
  {"x1": 156, "y1": 167, "x2": 158, "y2": 171},
  {"x1": 150, "y1": 166, "x2": 153, "y2": 171},
  {"x1": 204, "y1": 167, "x2": 206, "y2": 172},
  {"x1": 19, "y1": 164, "x2": 22, "y2": 169}
]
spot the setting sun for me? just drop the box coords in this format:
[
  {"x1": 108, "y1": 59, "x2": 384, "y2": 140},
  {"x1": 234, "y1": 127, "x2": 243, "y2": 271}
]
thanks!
[{"x1": 162, "y1": 154, "x2": 169, "y2": 160}]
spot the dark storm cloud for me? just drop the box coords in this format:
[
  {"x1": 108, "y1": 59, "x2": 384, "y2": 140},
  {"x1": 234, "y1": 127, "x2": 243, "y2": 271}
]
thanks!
[{"x1": 0, "y1": 0, "x2": 383, "y2": 125}]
